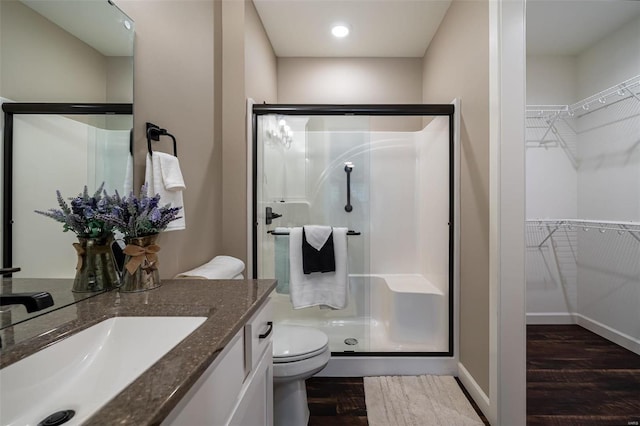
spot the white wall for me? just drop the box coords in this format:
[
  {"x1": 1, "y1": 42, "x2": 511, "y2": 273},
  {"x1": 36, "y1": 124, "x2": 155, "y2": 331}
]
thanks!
[
  {"x1": 527, "y1": 55, "x2": 577, "y2": 105},
  {"x1": 574, "y1": 15, "x2": 640, "y2": 349},
  {"x1": 525, "y1": 56, "x2": 579, "y2": 318},
  {"x1": 526, "y1": 55, "x2": 578, "y2": 220},
  {"x1": 577, "y1": 16, "x2": 640, "y2": 99}
]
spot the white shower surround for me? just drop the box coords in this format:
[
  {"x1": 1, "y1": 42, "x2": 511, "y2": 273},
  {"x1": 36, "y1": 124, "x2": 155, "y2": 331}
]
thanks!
[
  {"x1": 6, "y1": 111, "x2": 131, "y2": 278},
  {"x1": 258, "y1": 107, "x2": 460, "y2": 376}
]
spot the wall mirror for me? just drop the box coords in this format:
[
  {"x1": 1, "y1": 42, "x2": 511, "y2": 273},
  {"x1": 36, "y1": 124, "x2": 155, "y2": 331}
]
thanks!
[{"x1": 0, "y1": 0, "x2": 135, "y2": 333}]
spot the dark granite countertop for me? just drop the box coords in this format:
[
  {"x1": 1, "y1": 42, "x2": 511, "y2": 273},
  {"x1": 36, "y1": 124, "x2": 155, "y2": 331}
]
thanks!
[
  {"x1": 0, "y1": 278, "x2": 276, "y2": 425},
  {"x1": 1, "y1": 278, "x2": 105, "y2": 330}
]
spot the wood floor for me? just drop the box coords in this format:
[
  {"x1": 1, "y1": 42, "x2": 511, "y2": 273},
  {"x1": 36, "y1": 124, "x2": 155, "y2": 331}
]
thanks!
[
  {"x1": 306, "y1": 376, "x2": 490, "y2": 425},
  {"x1": 304, "y1": 327, "x2": 640, "y2": 426},
  {"x1": 527, "y1": 325, "x2": 640, "y2": 426},
  {"x1": 307, "y1": 377, "x2": 369, "y2": 426}
]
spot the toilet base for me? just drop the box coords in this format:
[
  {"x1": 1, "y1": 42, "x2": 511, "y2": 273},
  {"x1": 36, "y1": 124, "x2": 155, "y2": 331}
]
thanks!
[{"x1": 273, "y1": 378, "x2": 309, "y2": 426}]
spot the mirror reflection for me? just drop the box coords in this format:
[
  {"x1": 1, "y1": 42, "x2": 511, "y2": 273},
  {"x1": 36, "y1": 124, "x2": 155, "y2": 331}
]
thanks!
[{"x1": 0, "y1": 0, "x2": 135, "y2": 330}]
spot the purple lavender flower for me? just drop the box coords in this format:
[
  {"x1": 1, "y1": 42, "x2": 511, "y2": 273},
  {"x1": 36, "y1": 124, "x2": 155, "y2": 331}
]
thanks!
[
  {"x1": 95, "y1": 183, "x2": 182, "y2": 238},
  {"x1": 35, "y1": 183, "x2": 116, "y2": 238}
]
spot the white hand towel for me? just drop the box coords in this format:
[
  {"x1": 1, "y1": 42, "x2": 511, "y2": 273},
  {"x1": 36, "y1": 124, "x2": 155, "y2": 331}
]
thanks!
[
  {"x1": 174, "y1": 255, "x2": 245, "y2": 279},
  {"x1": 289, "y1": 227, "x2": 349, "y2": 309},
  {"x1": 303, "y1": 225, "x2": 333, "y2": 251},
  {"x1": 158, "y1": 152, "x2": 186, "y2": 190},
  {"x1": 274, "y1": 228, "x2": 291, "y2": 294},
  {"x1": 144, "y1": 153, "x2": 154, "y2": 196},
  {"x1": 123, "y1": 153, "x2": 133, "y2": 196},
  {"x1": 146, "y1": 152, "x2": 186, "y2": 231}
]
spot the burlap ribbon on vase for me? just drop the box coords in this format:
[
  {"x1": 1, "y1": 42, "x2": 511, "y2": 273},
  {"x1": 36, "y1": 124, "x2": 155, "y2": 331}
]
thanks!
[
  {"x1": 72, "y1": 241, "x2": 112, "y2": 271},
  {"x1": 72, "y1": 243, "x2": 85, "y2": 270},
  {"x1": 123, "y1": 244, "x2": 161, "y2": 275}
]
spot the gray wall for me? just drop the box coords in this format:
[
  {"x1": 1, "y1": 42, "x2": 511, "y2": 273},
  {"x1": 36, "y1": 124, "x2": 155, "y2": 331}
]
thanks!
[
  {"x1": 422, "y1": 0, "x2": 491, "y2": 394},
  {"x1": 117, "y1": 0, "x2": 219, "y2": 278}
]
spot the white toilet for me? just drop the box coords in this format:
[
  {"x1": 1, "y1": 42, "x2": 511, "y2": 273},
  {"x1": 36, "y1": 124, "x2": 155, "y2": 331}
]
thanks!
[{"x1": 272, "y1": 324, "x2": 330, "y2": 426}]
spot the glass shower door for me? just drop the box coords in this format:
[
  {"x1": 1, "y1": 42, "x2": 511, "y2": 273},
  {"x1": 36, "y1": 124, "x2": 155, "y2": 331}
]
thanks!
[
  {"x1": 255, "y1": 114, "x2": 372, "y2": 353},
  {"x1": 254, "y1": 105, "x2": 454, "y2": 357}
]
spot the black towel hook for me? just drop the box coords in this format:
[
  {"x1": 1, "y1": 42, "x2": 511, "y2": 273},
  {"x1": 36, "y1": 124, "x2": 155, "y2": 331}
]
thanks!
[{"x1": 146, "y1": 122, "x2": 177, "y2": 157}]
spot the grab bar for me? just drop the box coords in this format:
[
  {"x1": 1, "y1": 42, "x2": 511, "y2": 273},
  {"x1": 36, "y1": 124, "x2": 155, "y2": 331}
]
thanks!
[{"x1": 344, "y1": 162, "x2": 354, "y2": 212}]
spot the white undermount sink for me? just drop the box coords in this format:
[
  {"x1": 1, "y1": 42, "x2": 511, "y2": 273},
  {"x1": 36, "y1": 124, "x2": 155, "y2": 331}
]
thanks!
[{"x1": 0, "y1": 316, "x2": 207, "y2": 426}]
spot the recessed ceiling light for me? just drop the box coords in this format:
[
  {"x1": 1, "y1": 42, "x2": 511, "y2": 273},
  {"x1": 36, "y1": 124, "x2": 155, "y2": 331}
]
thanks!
[{"x1": 331, "y1": 25, "x2": 350, "y2": 38}]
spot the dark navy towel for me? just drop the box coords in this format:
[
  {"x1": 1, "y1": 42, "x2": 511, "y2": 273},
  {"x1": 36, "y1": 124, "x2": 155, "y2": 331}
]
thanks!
[{"x1": 302, "y1": 228, "x2": 335, "y2": 274}]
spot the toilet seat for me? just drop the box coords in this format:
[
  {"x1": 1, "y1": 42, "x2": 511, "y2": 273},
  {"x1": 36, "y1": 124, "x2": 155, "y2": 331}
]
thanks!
[{"x1": 273, "y1": 324, "x2": 330, "y2": 363}]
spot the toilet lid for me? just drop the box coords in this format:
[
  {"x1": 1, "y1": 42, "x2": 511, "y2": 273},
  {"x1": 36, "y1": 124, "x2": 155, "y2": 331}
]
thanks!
[{"x1": 273, "y1": 325, "x2": 329, "y2": 362}]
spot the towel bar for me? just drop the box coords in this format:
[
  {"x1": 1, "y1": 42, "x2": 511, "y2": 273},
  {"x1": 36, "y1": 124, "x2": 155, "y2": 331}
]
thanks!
[
  {"x1": 268, "y1": 230, "x2": 361, "y2": 236},
  {"x1": 146, "y1": 122, "x2": 178, "y2": 157}
]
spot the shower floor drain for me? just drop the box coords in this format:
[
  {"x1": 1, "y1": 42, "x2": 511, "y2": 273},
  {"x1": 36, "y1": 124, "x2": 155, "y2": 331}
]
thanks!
[{"x1": 344, "y1": 338, "x2": 359, "y2": 346}]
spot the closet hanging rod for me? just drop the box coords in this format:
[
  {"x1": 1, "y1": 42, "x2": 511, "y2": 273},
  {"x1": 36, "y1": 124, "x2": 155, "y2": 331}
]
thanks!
[{"x1": 146, "y1": 122, "x2": 177, "y2": 157}]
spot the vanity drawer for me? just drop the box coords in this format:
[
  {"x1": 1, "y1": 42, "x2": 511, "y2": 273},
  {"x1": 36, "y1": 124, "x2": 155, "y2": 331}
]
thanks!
[{"x1": 244, "y1": 298, "x2": 273, "y2": 373}]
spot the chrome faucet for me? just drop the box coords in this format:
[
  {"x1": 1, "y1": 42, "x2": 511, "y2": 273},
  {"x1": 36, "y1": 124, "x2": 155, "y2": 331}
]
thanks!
[{"x1": 0, "y1": 267, "x2": 55, "y2": 313}]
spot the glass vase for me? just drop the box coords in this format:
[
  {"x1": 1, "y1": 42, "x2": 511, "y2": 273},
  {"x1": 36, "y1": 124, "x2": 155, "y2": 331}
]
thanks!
[
  {"x1": 120, "y1": 234, "x2": 161, "y2": 292},
  {"x1": 72, "y1": 235, "x2": 119, "y2": 293}
]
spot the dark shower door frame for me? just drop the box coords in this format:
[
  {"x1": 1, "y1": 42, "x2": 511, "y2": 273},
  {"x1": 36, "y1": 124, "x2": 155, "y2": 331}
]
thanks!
[
  {"x1": 252, "y1": 103, "x2": 455, "y2": 357},
  {"x1": 2, "y1": 102, "x2": 133, "y2": 271}
]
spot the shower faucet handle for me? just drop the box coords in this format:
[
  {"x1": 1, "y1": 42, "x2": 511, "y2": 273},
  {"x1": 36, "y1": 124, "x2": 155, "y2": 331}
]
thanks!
[{"x1": 265, "y1": 207, "x2": 283, "y2": 225}]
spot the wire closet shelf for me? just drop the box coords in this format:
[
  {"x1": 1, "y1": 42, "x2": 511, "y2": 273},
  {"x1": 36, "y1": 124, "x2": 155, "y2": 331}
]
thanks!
[
  {"x1": 525, "y1": 74, "x2": 640, "y2": 146},
  {"x1": 526, "y1": 74, "x2": 640, "y2": 120},
  {"x1": 526, "y1": 219, "x2": 640, "y2": 247}
]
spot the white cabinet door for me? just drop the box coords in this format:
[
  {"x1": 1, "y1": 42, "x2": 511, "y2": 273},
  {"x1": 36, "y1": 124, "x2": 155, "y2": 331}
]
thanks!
[
  {"x1": 228, "y1": 342, "x2": 274, "y2": 426},
  {"x1": 162, "y1": 332, "x2": 245, "y2": 426},
  {"x1": 163, "y1": 298, "x2": 273, "y2": 426}
]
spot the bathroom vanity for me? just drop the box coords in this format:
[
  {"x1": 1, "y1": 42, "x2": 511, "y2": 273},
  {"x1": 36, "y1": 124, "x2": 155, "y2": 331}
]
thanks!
[{"x1": 0, "y1": 279, "x2": 276, "y2": 425}]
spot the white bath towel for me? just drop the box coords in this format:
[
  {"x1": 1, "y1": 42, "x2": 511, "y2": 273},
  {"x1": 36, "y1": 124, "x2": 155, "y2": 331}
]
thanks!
[
  {"x1": 289, "y1": 227, "x2": 349, "y2": 309},
  {"x1": 145, "y1": 152, "x2": 186, "y2": 231},
  {"x1": 174, "y1": 255, "x2": 245, "y2": 279}
]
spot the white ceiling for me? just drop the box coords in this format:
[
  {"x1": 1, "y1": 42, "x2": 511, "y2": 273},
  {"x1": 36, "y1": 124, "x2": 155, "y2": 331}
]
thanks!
[
  {"x1": 253, "y1": 0, "x2": 452, "y2": 58},
  {"x1": 527, "y1": 0, "x2": 640, "y2": 56},
  {"x1": 255, "y1": 0, "x2": 640, "y2": 58}
]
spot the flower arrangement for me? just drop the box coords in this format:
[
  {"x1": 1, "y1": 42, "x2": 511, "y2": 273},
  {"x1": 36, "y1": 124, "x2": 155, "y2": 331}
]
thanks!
[
  {"x1": 35, "y1": 183, "x2": 116, "y2": 239},
  {"x1": 97, "y1": 184, "x2": 182, "y2": 238}
]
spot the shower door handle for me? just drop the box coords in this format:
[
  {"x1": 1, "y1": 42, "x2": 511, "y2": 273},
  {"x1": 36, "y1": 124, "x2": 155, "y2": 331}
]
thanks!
[{"x1": 344, "y1": 163, "x2": 353, "y2": 212}]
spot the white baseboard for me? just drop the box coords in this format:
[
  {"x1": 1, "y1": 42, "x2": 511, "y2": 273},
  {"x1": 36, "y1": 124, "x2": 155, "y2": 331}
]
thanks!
[
  {"x1": 575, "y1": 314, "x2": 640, "y2": 356},
  {"x1": 317, "y1": 357, "x2": 458, "y2": 377},
  {"x1": 526, "y1": 313, "x2": 639, "y2": 355},
  {"x1": 526, "y1": 312, "x2": 576, "y2": 325},
  {"x1": 457, "y1": 362, "x2": 491, "y2": 423}
]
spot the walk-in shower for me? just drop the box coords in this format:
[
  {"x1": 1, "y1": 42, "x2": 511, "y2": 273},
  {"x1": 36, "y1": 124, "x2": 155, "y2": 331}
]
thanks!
[{"x1": 252, "y1": 104, "x2": 459, "y2": 373}]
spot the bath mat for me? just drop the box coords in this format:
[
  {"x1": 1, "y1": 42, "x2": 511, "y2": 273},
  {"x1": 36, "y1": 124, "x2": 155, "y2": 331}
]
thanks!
[{"x1": 364, "y1": 375, "x2": 484, "y2": 426}]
